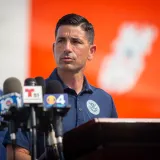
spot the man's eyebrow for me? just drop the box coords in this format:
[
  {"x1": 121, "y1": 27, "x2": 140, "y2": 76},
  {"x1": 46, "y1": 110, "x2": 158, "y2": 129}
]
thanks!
[
  {"x1": 56, "y1": 36, "x2": 66, "y2": 40},
  {"x1": 72, "y1": 37, "x2": 81, "y2": 40},
  {"x1": 71, "y1": 37, "x2": 85, "y2": 42},
  {"x1": 57, "y1": 36, "x2": 83, "y2": 41}
]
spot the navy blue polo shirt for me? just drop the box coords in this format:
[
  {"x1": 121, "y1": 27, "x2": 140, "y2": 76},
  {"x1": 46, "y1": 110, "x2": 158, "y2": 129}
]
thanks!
[{"x1": 3, "y1": 68, "x2": 118, "y2": 158}]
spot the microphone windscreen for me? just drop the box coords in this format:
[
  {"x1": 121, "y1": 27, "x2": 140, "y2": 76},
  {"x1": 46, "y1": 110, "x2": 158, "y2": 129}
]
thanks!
[
  {"x1": 46, "y1": 80, "x2": 63, "y2": 94},
  {"x1": 3, "y1": 77, "x2": 22, "y2": 94},
  {"x1": 35, "y1": 76, "x2": 46, "y2": 95},
  {"x1": 24, "y1": 78, "x2": 37, "y2": 86}
]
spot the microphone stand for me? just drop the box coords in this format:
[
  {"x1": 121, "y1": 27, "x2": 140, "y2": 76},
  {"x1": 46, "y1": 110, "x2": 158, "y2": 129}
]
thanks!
[
  {"x1": 21, "y1": 104, "x2": 43, "y2": 160},
  {"x1": 53, "y1": 111, "x2": 64, "y2": 160},
  {"x1": 38, "y1": 128, "x2": 60, "y2": 160},
  {"x1": 53, "y1": 107, "x2": 71, "y2": 160},
  {"x1": 23, "y1": 78, "x2": 40, "y2": 160},
  {"x1": 3, "y1": 105, "x2": 21, "y2": 160},
  {"x1": 37, "y1": 102, "x2": 70, "y2": 160},
  {"x1": 9, "y1": 119, "x2": 17, "y2": 160},
  {"x1": 30, "y1": 104, "x2": 37, "y2": 160},
  {"x1": 24, "y1": 104, "x2": 38, "y2": 160},
  {"x1": 38, "y1": 111, "x2": 60, "y2": 160}
]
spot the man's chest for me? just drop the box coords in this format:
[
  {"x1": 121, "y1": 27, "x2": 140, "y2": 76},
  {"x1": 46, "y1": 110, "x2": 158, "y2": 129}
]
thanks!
[{"x1": 63, "y1": 93, "x2": 112, "y2": 133}]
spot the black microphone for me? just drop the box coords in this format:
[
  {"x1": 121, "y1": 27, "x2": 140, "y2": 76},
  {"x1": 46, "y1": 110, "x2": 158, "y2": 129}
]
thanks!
[
  {"x1": 45, "y1": 80, "x2": 70, "y2": 160},
  {"x1": 23, "y1": 77, "x2": 43, "y2": 160},
  {"x1": 38, "y1": 80, "x2": 71, "y2": 160},
  {"x1": 45, "y1": 81, "x2": 64, "y2": 138},
  {"x1": 38, "y1": 80, "x2": 63, "y2": 160},
  {"x1": 1, "y1": 77, "x2": 22, "y2": 119},
  {"x1": 34, "y1": 76, "x2": 46, "y2": 130},
  {"x1": 35, "y1": 76, "x2": 46, "y2": 95},
  {"x1": 3, "y1": 77, "x2": 22, "y2": 95},
  {"x1": 24, "y1": 78, "x2": 37, "y2": 86},
  {"x1": 1, "y1": 77, "x2": 22, "y2": 121},
  {"x1": 23, "y1": 78, "x2": 38, "y2": 129},
  {"x1": 1, "y1": 77, "x2": 23, "y2": 159}
]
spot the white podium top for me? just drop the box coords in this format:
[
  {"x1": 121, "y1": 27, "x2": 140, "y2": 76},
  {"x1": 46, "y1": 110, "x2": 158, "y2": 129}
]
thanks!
[{"x1": 94, "y1": 118, "x2": 160, "y2": 123}]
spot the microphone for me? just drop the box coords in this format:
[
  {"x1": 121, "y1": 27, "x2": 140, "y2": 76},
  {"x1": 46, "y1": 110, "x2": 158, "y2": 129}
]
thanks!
[
  {"x1": 44, "y1": 80, "x2": 70, "y2": 160},
  {"x1": 0, "y1": 77, "x2": 22, "y2": 116},
  {"x1": 23, "y1": 77, "x2": 43, "y2": 160},
  {"x1": 23, "y1": 78, "x2": 43, "y2": 105},
  {"x1": 0, "y1": 92, "x2": 22, "y2": 116},
  {"x1": 35, "y1": 76, "x2": 46, "y2": 95},
  {"x1": 0, "y1": 77, "x2": 22, "y2": 118},
  {"x1": 0, "y1": 77, "x2": 23, "y2": 147},
  {"x1": 38, "y1": 80, "x2": 63, "y2": 160},
  {"x1": 24, "y1": 78, "x2": 37, "y2": 86},
  {"x1": 34, "y1": 76, "x2": 46, "y2": 129},
  {"x1": 3, "y1": 77, "x2": 22, "y2": 94}
]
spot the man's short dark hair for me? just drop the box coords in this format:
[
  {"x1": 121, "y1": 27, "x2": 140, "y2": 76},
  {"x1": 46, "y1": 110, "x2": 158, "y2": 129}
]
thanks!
[{"x1": 55, "y1": 13, "x2": 95, "y2": 44}]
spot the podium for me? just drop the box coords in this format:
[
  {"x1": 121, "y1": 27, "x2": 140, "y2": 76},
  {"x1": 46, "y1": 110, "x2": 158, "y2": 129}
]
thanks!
[{"x1": 63, "y1": 118, "x2": 160, "y2": 160}]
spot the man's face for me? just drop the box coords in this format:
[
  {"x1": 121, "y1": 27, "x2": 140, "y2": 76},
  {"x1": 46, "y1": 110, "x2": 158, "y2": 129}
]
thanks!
[{"x1": 53, "y1": 25, "x2": 96, "y2": 72}]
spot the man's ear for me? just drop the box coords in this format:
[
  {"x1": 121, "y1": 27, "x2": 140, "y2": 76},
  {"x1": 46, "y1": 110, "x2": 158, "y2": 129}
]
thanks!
[{"x1": 88, "y1": 45, "x2": 96, "y2": 61}]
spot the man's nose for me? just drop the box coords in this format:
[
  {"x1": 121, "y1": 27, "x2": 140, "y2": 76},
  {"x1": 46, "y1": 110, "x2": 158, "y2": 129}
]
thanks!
[{"x1": 64, "y1": 41, "x2": 72, "y2": 52}]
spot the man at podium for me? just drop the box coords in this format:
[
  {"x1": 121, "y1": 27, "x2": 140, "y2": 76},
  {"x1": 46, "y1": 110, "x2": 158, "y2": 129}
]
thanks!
[{"x1": 3, "y1": 13, "x2": 118, "y2": 160}]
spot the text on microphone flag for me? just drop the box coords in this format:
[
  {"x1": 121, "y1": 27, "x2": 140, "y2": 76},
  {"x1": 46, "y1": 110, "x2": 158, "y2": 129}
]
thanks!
[
  {"x1": 44, "y1": 94, "x2": 68, "y2": 109},
  {"x1": 23, "y1": 86, "x2": 43, "y2": 103},
  {"x1": 0, "y1": 93, "x2": 22, "y2": 114}
]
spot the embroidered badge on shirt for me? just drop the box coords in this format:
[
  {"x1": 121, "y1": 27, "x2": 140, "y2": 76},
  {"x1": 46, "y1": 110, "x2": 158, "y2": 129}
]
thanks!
[{"x1": 86, "y1": 100, "x2": 100, "y2": 115}]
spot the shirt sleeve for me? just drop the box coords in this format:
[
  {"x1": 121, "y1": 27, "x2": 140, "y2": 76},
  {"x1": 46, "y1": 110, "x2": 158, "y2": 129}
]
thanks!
[
  {"x1": 0, "y1": 130, "x2": 7, "y2": 160},
  {"x1": 110, "y1": 96, "x2": 118, "y2": 118},
  {"x1": 3, "y1": 129, "x2": 31, "y2": 152}
]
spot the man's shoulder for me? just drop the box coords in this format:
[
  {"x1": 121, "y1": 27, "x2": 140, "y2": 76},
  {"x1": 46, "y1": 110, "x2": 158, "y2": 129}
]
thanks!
[
  {"x1": 90, "y1": 85, "x2": 112, "y2": 99},
  {"x1": 45, "y1": 68, "x2": 58, "y2": 81},
  {"x1": 90, "y1": 85, "x2": 118, "y2": 118}
]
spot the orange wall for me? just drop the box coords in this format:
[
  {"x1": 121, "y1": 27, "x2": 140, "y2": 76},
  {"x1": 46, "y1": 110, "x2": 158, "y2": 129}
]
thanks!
[{"x1": 29, "y1": 0, "x2": 160, "y2": 118}]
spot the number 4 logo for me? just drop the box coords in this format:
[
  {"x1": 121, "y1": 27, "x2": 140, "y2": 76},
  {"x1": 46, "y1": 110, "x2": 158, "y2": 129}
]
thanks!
[{"x1": 56, "y1": 95, "x2": 65, "y2": 105}]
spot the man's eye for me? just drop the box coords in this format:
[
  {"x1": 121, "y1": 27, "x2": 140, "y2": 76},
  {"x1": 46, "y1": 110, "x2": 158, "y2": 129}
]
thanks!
[
  {"x1": 57, "y1": 39, "x2": 63, "y2": 43},
  {"x1": 72, "y1": 40, "x2": 81, "y2": 44}
]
